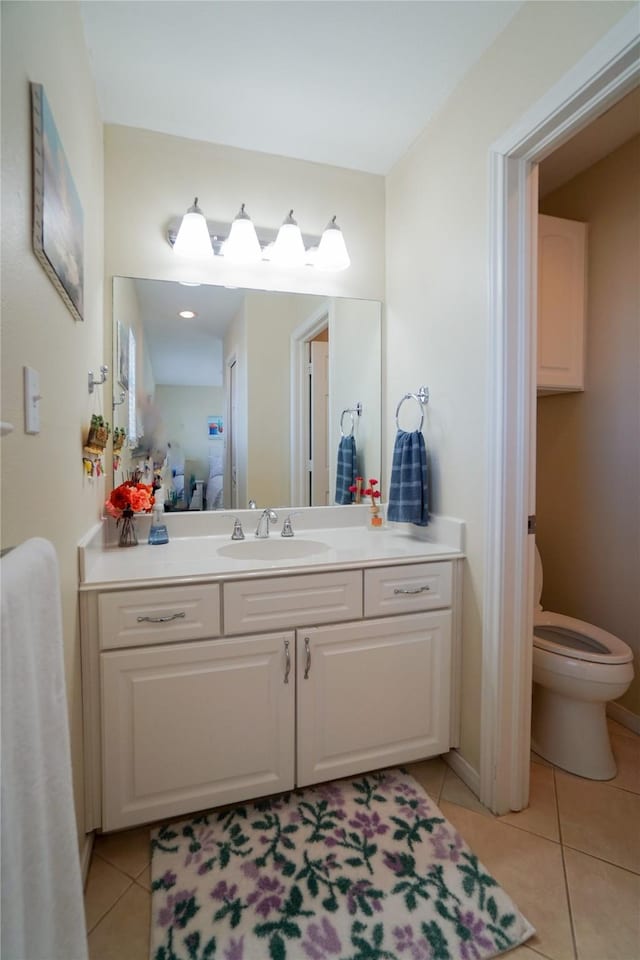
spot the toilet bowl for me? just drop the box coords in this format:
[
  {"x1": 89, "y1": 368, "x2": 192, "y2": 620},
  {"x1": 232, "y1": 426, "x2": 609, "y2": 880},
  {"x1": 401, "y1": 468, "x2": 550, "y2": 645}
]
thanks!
[{"x1": 531, "y1": 546, "x2": 634, "y2": 780}]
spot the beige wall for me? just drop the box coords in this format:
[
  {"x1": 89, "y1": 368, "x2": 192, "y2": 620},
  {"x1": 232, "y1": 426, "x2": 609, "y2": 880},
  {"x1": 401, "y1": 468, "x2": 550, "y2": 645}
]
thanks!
[
  {"x1": 385, "y1": 0, "x2": 635, "y2": 770},
  {"x1": 155, "y1": 384, "x2": 226, "y2": 490},
  {"x1": 1, "y1": 1, "x2": 104, "y2": 843},
  {"x1": 537, "y1": 136, "x2": 640, "y2": 716}
]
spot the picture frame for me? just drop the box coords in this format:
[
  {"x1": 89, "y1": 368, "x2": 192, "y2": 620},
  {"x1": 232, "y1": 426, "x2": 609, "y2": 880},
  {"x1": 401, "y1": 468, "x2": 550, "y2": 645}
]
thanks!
[
  {"x1": 117, "y1": 320, "x2": 130, "y2": 391},
  {"x1": 208, "y1": 416, "x2": 224, "y2": 437},
  {"x1": 31, "y1": 82, "x2": 84, "y2": 323}
]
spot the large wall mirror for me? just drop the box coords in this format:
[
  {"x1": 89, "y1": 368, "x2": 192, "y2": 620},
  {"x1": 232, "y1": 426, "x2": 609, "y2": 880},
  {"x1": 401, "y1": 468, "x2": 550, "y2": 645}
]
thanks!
[{"x1": 112, "y1": 277, "x2": 381, "y2": 511}]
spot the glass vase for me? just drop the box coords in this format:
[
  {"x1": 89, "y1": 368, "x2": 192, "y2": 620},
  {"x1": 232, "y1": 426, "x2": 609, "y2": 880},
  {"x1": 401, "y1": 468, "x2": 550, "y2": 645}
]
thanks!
[{"x1": 118, "y1": 507, "x2": 138, "y2": 547}]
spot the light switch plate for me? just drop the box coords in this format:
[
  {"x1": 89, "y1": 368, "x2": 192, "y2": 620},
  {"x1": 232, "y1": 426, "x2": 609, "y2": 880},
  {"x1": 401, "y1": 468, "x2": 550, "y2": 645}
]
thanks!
[{"x1": 24, "y1": 366, "x2": 41, "y2": 434}]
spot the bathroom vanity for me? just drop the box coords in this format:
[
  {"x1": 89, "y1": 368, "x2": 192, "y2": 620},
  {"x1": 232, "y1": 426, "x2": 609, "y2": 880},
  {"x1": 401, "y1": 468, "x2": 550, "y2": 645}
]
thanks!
[{"x1": 79, "y1": 510, "x2": 464, "y2": 832}]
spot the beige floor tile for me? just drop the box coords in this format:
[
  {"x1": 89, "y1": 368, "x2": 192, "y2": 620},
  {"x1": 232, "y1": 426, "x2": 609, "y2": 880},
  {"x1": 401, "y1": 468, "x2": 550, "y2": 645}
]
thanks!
[
  {"x1": 499, "y1": 762, "x2": 559, "y2": 842},
  {"x1": 136, "y1": 863, "x2": 151, "y2": 891},
  {"x1": 440, "y1": 801, "x2": 574, "y2": 960},
  {"x1": 502, "y1": 946, "x2": 549, "y2": 959},
  {"x1": 555, "y1": 772, "x2": 640, "y2": 874},
  {"x1": 531, "y1": 750, "x2": 554, "y2": 768},
  {"x1": 94, "y1": 825, "x2": 152, "y2": 879},
  {"x1": 88, "y1": 882, "x2": 150, "y2": 960},
  {"x1": 608, "y1": 730, "x2": 640, "y2": 795},
  {"x1": 564, "y1": 846, "x2": 640, "y2": 960},
  {"x1": 440, "y1": 767, "x2": 494, "y2": 817},
  {"x1": 84, "y1": 855, "x2": 132, "y2": 933},
  {"x1": 607, "y1": 718, "x2": 639, "y2": 741},
  {"x1": 405, "y1": 755, "x2": 448, "y2": 801}
]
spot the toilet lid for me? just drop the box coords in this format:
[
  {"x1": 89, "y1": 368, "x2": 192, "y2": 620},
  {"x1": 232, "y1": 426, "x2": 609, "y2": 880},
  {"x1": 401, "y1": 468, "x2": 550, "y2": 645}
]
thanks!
[{"x1": 533, "y1": 611, "x2": 633, "y2": 664}]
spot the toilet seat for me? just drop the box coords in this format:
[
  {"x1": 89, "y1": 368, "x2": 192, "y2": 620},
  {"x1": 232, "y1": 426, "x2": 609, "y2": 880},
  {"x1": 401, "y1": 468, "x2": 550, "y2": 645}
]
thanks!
[{"x1": 533, "y1": 610, "x2": 633, "y2": 665}]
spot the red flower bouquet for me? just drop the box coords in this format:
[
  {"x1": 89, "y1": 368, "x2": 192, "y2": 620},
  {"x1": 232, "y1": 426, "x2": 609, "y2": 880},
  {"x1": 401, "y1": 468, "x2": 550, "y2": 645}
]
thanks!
[{"x1": 105, "y1": 480, "x2": 155, "y2": 518}]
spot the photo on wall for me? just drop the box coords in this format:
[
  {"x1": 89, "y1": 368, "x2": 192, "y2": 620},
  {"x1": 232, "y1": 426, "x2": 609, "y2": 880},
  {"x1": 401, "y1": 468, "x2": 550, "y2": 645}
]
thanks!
[
  {"x1": 31, "y1": 82, "x2": 84, "y2": 322},
  {"x1": 208, "y1": 416, "x2": 224, "y2": 437}
]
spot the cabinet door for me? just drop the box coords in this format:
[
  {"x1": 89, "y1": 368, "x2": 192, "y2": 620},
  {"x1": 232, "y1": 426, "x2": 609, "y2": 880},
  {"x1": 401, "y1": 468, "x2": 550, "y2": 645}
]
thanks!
[
  {"x1": 537, "y1": 214, "x2": 587, "y2": 393},
  {"x1": 101, "y1": 633, "x2": 294, "y2": 830},
  {"x1": 296, "y1": 612, "x2": 451, "y2": 788}
]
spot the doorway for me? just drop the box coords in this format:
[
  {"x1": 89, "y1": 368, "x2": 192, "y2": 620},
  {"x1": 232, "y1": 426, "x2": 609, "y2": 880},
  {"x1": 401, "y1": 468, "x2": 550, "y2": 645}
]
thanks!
[
  {"x1": 290, "y1": 305, "x2": 332, "y2": 506},
  {"x1": 481, "y1": 12, "x2": 639, "y2": 814}
]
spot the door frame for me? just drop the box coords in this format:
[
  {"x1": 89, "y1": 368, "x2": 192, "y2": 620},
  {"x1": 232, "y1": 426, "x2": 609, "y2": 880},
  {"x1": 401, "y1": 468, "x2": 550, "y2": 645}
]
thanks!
[
  {"x1": 481, "y1": 10, "x2": 639, "y2": 814},
  {"x1": 290, "y1": 303, "x2": 331, "y2": 505}
]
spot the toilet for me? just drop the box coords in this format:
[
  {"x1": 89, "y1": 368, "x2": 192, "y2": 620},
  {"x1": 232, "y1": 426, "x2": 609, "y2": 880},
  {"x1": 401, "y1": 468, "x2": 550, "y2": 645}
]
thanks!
[{"x1": 531, "y1": 545, "x2": 634, "y2": 780}]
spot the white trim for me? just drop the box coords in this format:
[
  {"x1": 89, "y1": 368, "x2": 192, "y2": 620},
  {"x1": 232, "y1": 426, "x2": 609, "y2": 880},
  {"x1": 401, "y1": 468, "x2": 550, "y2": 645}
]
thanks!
[
  {"x1": 80, "y1": 831, "x2": 95, "y2": 888},
  {"x1": 607, "y1": 702, "x2": 640, "y2": 737},
  {"x1": 289, "y1": 303, "x2": 331, "y2": 505},
  {"x1": 445, "y1": 749, "x2": 480, "y2": 800},
  {"x1": 482, "y1": 9, "x2": 640, "y2": 815}
]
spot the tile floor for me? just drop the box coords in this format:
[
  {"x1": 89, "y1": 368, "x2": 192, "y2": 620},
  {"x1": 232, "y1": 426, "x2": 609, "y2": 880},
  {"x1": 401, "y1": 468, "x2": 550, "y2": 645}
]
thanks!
[{"x1": 84, "y1": 719, "x2": 639, "y2": 960}]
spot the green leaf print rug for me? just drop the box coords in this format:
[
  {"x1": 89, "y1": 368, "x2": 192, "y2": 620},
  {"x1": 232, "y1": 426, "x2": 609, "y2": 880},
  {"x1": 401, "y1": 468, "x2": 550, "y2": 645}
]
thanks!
[{"x1": 150, "y1": 768, "x2": 534, "y2": 960}]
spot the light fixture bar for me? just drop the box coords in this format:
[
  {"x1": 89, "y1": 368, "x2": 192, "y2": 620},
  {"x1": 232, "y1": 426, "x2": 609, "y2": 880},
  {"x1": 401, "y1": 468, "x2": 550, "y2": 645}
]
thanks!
[{"x1": 167, "y1": 206, "x2": 350, "y2": 270}]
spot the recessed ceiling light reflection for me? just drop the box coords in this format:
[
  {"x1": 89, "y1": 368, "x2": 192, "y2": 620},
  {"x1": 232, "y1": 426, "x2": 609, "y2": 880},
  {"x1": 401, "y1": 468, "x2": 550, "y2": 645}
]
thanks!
[{"x1": 178, "y1": 310, "x2": 197, "y2": 319}]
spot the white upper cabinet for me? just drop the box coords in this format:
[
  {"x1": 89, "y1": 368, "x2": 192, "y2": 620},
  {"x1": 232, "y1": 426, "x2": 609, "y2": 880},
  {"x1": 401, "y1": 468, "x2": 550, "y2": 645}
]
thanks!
[{"x1": 537, "y1": 213, "x2": 588, "y2": 394}]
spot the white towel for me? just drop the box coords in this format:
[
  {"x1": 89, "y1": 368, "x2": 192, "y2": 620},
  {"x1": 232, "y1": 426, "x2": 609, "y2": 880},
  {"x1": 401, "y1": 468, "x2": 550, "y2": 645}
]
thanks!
[{"x1": 1, "y1": 538, "x2": 88, "y2": 960}]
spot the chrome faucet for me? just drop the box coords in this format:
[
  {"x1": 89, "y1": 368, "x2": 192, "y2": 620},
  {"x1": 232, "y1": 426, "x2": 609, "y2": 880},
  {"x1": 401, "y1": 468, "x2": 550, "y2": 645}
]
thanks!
[{"x1": 255, "y1": 508, "x2": 278, "y2": 538}]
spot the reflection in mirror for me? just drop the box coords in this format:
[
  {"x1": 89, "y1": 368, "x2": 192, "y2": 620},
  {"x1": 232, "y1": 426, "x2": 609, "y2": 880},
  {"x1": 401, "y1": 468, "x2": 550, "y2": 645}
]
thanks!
[{"x1": 112, "y1": 277, "x2": 381, "y2": 511}]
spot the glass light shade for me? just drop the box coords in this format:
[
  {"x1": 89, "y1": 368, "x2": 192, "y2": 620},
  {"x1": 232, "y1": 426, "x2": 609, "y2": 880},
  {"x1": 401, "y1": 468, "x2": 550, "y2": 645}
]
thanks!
[
  {"x1": 271, "y1": 210, "x2": 306, "y2": 267},
  {"x1": 316, "y1": 216, "x2": 350, "y2": 271},
  {"x1": 173, "y1": 199, "x2": 213, "y2": 259},
  {"x1": 222, "y1": 204, "x2": 262, "y2": 264}
]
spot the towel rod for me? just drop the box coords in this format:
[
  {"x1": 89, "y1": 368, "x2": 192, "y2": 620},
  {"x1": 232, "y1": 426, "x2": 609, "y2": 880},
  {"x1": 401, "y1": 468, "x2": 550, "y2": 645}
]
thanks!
[
  {"x1": 395, "y1": 386, "x2": 429, "y2": 431},
  {"x1": 340, "y1": 402, "x2": 362, "y2": 438}
]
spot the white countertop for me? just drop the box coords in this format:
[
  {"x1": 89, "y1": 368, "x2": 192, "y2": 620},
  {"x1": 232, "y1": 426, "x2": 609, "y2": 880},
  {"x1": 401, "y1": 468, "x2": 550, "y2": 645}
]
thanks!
[{"x1": 79, "y1": 509, "x2": 464, "y2": 590}]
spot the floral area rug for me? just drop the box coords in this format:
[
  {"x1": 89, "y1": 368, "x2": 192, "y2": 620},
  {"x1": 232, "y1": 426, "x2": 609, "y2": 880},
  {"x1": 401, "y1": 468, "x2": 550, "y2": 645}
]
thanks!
[{"x1": 150, "y1": 769, "x2": 534, "y2": 960}]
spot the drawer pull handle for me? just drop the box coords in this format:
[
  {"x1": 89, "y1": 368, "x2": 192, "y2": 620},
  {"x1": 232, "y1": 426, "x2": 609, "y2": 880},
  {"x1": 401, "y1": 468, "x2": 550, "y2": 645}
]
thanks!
[
  {"x1": 393, "y1": 585, "x2": 430, "y2": 595},
  {"x1": 304, "y1": 637, "x2": 311, "y2": 679},
  {"x1": 136, "y1": 612, "x2": 186, "y2": 624},
  {"x1": 284, "y1": 639, "x2": 291, "y2": 684}
]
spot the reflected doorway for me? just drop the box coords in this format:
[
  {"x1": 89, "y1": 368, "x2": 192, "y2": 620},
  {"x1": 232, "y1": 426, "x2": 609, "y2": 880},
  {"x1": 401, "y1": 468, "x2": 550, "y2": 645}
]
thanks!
[{"x1": 309, "y1": 331, "x2": 329, "y2": 505}]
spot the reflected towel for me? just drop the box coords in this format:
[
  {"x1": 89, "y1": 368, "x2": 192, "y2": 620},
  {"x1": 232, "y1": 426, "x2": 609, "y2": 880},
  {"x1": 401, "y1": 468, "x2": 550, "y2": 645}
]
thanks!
[
  {"x1": 387, "y1": 429, "x2": 430, "y2": 526},
  {"x1": 335, "y1": 434, "x2": 357, "y2": 504},
  {"x1": 1, "y1": 539, "x2": 89, "y2": 960}
]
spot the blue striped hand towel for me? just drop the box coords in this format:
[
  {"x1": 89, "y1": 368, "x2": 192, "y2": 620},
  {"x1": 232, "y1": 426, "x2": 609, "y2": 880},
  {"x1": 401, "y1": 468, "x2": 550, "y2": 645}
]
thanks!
[
  {"x1": 335, "y1": 435, "x2": 357, "y2": 504},
  {"x1": 387, "y1": 429, "x2": 429, "y2": 526}
]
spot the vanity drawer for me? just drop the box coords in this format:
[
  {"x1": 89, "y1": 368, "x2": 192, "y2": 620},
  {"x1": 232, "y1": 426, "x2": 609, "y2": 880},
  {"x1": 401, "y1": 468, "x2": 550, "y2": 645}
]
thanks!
[
  {"x1": 364, "y1": 562, "x2": 452, "y2": 617},
  {"x1": 99, "y1": 584, "x2": 221, "y2": 650},
  {"x1": 223, "y1": 571, "x2": 362, "y2": 635}
]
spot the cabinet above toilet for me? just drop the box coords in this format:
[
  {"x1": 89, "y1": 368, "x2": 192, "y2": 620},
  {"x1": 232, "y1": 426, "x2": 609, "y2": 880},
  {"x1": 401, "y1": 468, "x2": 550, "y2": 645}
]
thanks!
[{"x1": 537, "y1": 213, "x2": 588, "y2": 395}]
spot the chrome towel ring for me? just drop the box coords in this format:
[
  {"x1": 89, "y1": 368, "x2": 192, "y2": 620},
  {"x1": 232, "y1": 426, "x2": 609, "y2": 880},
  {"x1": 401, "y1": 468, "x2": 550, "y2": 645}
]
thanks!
[
  {"x1": 340, "y1": 402, "x2": 363, "y2": 438},
  {"x1": 395, "y1": 386, "x2": 429, "y2": 431}
]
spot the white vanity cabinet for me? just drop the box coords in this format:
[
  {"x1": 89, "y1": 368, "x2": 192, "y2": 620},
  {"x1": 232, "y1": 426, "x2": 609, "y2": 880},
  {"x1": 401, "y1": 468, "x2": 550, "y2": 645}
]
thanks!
[
  {"x1": 81, "y1": 556, "x2": 462, "y2": 832},
  {"x1": 537, "y1": 213, "x2": 588, "y2": 394}
]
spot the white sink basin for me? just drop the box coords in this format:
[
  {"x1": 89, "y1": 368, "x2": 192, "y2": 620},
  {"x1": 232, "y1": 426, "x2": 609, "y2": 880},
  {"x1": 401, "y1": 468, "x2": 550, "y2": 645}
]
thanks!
[{"x1": 217, "y1": 538, "x2": 330, "y2": 561}]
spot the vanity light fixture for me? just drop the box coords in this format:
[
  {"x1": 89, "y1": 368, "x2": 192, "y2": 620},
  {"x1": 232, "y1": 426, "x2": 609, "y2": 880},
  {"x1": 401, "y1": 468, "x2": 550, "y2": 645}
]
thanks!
[
  {"x1": 222, "y1": 203, "x2": 262, "y2": 264},
  {"x1": 167, "y1": 200, "x2": 350, "y2": 270},
  {"x1": 173, "y1": 198, "x2": 214, "y2": 260},
  {"x1": 178, "y1": 309, "x2": 197, "y2": 319},
  {"x1": 316, "y1": 216, "x2": 351, "y2": 271},
  {"x1": 271, "y1": 210, "x2": 306, "y2": 268}
]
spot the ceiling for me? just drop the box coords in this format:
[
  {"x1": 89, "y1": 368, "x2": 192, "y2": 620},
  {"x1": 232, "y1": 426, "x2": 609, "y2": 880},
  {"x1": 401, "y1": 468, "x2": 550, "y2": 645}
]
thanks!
[{"x1": 80, "y1": 0, "x2": 522, "y2": 175}]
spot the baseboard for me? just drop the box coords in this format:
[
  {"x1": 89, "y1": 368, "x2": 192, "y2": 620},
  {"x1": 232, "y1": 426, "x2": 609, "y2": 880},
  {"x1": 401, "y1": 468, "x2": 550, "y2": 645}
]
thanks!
[
  {"x1": 444, "y1": 748, "x2": 481, "y2": 799},
  {"x1": 607, "y1": 701, "x2": 640, "y2": 736},
  {"x1": 80, "y1": 831, "x2": 95, "y2": 889}
]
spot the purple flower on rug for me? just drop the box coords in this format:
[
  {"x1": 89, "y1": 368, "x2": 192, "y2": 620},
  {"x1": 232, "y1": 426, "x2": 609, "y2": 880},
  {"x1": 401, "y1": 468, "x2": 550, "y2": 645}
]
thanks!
[
  {"x1": 314, "y1": 782, "x2": 345, "y2": 807},
  {"x1": 430, "y1": 825, "x2": 464, "y2": 863},
  {"x1": 157, "y1": 889, "x2": 199, "y2": 929},
  {"x1": 223, "y1": 936, "x2": 245, "y2": 960},
  {"x1": 301, "y1": 916, "x2": 342, "y2": 958},
  {"x1": 456, "y1": 910, "x2": 494, "y2": 960},
  {"x1": 241, "y1": 861, "x2": 260, "y2": 880},
  {"x1": 394, "y1": 780, "x2": 420, "y2": 799},
  {"x1": 348, "y1": 810, "x2": 389, "y2": 838},
  {"x1": 184, "y1": 826, "x2": 216, "y2": 867},
  {"x1": 346, "y1": 879, "x2": 383, "y2": 916},
  {"x1": 159, "y1": 869, "x2": 176, "y2": 888},
  {"x1": 383, "y1": 851, "x2": 405, "y2": 875},
  {"x1": 246, "y1": 875, "x2": 286, "y2": 917},
  {"x1": 324, "y1": 826, "x2": 346, "y2": 848},
  {"x1": 393, "y1": 924, "x2": 433, "y2": 960},
  {"x1": 210, "y1": 880, "x2": 238, "y2": 902}
]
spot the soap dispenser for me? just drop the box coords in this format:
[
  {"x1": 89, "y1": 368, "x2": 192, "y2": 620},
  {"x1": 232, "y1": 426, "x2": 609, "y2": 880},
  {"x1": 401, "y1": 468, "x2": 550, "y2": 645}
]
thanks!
[{"x1": 148, "y1": 492, "x2": 169, "y2": 545}]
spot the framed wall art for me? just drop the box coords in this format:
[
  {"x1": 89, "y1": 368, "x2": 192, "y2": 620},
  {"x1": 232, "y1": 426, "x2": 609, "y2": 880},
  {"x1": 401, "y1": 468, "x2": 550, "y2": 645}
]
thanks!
[{"x1": 31, "y1": 82, "x2": 84, "y2": 322}]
